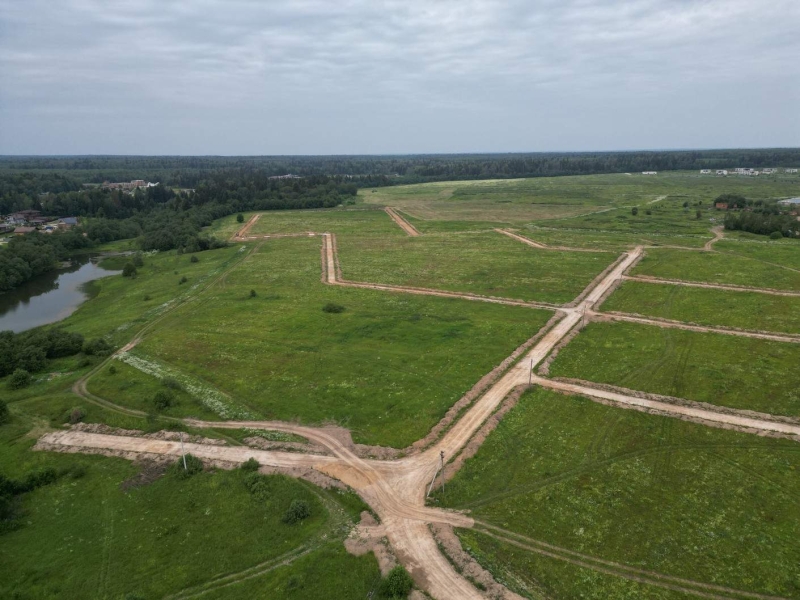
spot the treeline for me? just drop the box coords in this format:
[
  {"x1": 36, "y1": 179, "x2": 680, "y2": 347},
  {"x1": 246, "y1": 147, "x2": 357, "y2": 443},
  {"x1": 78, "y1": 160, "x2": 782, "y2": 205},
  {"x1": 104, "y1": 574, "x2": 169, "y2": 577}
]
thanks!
[
  {"x1": 2, "y1": 148, "x2": 799, "y2": 186},
  {"x1": 724, "y1": 211, "x2": 799, "y2": 238}
]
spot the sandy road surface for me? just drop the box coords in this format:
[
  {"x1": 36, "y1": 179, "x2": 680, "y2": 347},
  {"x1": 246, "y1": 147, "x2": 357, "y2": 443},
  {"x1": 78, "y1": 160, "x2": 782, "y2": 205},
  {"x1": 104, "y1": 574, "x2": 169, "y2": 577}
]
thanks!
[
  {"x1": 385, "y1": 207, "x2": 421, "y2": 236},
  {"x1": 46, "y1": 233, "x2": 800, "y2": 599},
  {"x1": 531, "y1": 376, "x2": 800, "y2": 437},
  {"x1": 231, "y1": 213, "x2": 260, "y2": 240},
  {"x1": 624, "y1": 275, "x2": 800, "y2": 297}
]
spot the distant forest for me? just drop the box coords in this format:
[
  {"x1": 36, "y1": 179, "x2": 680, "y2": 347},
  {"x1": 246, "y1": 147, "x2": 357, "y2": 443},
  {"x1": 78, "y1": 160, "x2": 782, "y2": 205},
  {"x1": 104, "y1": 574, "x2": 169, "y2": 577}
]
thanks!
[
  {"x1": 2, "y1": 148, "x2": 799, "y2": 187},
  {"x1": 2, "y1": 149, "x2": 799, "y2": 293}
]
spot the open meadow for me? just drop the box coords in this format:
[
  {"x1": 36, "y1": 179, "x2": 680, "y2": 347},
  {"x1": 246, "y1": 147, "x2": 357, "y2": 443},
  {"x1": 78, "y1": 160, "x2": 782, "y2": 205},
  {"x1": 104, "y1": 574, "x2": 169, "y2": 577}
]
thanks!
[
  {"x1": 437, "y1": 389, "x2": 800, "y2": 599},
  {"x1": 3, "y1": 168, "x2": 800, "y2": 600}
]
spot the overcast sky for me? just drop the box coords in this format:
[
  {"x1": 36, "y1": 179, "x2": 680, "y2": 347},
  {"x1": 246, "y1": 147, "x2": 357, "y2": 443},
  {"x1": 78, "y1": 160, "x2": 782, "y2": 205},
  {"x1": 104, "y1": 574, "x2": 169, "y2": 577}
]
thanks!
[{"x1": 1, "y1": 0, "x2": 798, "y2": 155}]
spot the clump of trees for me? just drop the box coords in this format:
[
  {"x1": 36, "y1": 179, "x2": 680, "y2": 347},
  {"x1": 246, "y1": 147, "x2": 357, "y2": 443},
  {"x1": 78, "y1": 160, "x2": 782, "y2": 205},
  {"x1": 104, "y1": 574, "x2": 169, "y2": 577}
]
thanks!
[
  {"x1": 378, "y1": 566, "x2": 414, "y2": 598},
  {"x1": 719, "y1": 194, "x2": 799, "y2": 238},
  {"x1": 0, "y1": 329, "x2": 85, "y2": 378}
]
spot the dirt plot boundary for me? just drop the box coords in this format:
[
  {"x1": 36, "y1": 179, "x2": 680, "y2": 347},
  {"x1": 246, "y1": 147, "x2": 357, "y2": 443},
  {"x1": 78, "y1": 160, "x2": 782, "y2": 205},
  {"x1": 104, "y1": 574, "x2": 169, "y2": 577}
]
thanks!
[
  {"x1": 624, "y1": 275, "x2": 800, "y2": 297},
  {"x1": 385, "y1": 207, "x2": 421, "y2": 236}
]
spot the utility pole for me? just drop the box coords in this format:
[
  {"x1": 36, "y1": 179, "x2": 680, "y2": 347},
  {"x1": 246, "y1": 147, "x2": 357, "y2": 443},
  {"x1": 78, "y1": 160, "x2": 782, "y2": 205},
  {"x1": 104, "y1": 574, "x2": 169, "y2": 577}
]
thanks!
[
  {"x1": 528, "y1": 358, "x2": 533, "y2": 385},
  {"x1": 180, "y1": 431, "x2": 187, "y2": 471},
  {"x1": 440, "y1": 451, "x2": 445, "y2": 493}
]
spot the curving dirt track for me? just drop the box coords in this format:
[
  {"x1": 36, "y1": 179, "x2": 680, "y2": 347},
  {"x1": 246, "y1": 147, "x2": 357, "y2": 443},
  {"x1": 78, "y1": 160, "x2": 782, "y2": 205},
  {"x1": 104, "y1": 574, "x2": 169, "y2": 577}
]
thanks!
[
  {"x1": 385, "y1": 207, "x2": 421, "y2": 236},
  {"x1": 43, "y1": 232, "x2": 800, "y2": 599},
  {"x1": 703, "y1": 225, "x2": 724, "y2": 251}
]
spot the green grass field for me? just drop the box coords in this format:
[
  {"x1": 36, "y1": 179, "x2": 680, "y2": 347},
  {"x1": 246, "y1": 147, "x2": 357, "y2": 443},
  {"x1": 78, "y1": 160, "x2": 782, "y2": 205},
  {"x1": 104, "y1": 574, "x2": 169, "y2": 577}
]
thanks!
[
  {"x1": 125, "y1": 237, "x2": 553, "y2": 446},
  {"x1": 338, "y1": 232, "x2": 615, "y2": 304},
  {"x1": 548, "y1": 321, "x2": 800, "y2": 416},
  {"x1": 0, "y1": 398, "x2": 380, "y2": 599},
  {"x1": 248, "y1": 207, "x2": 401, "y2": 237},
  {"x1": 632, "y1": 247, "x2": 800, "y2": 290},
  {"x1": 603, "y1": 280, "x2": 800, "y2": 334},
  {"x1": 436, "y1": 389, "x2": 800, "y2": 599}
]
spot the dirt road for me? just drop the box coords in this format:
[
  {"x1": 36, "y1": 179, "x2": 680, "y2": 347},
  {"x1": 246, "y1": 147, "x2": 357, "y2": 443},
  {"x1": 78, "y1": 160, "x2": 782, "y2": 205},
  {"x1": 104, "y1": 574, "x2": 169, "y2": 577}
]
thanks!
[
  {"x1": 385, "y1": 207, "x2": 421, "y2": 236},
  {"x1": 496, "y1": 228, "x2": 608, "y2": 252},
  {"x1": 624, "y1": 275, "x2": 800, "y2": 297},
  {"x1": 46, "y1": 231, "x2": 800, "y2": 600},
  {"x1": 231, "y1": 214, "x2": 260, "y2": 240},
  {"x1": 703, "y1": 225, "x2": 724, "y2": 251}
]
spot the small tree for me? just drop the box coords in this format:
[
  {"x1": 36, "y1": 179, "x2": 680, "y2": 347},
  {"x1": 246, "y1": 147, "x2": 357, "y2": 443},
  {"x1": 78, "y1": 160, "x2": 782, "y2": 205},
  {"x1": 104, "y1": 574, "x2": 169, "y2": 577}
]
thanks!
[
  {"x1": 379, "y1": 566, "x2": 413, "y2": 598},
  {"x1": 249, "y1": 289, "x2": 257, "y2": 298},
  {"x1": 8, "y1": 369, "x2": 31, "y2": 390},
  {"x1": 236, "y1": 213, "x2": 244, "y2": 223},
  {"x1": 282, "y1": 499, "x2": 311, "y2": 524},
  {"x1": 241, "y1": 457, "x2": 260, "y2": 472},
  {"x1": 179, "y1": 276, "x2": 188, "y2": 285},
  {"x1": 66, "y1": 407, "x2": 86, "y2": 424},
  {"x1": 122, "y1": 263, "x2": 137, "y2": 278},
  {"x1": 631, "y1": 207, "x2": 639, "y2": 216},
  {"x1": 770, "y1": 231, "x2": 784, "y2": 240},
  {"x1": 132, "y1": 253, "x2": 144, "y2": 267},
  {"x1": 152, "y1": 390, "x2": 175, "y2": 411},
  {"x1": 190, "y1": 255, "x2": 199, "y2": 263},
  {"x1": 171, "y1": 454, "x2": 203, "y2": 479},
  {"x1": 696, "y1": 209, "x2": 702, "y2": 220}
]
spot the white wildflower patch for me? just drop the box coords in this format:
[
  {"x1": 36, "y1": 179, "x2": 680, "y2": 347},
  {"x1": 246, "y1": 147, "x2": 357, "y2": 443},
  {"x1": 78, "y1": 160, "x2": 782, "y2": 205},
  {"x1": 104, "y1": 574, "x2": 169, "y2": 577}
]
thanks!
[{"x1": 116, "y1": 351, "x2": 255, "y2": 419}]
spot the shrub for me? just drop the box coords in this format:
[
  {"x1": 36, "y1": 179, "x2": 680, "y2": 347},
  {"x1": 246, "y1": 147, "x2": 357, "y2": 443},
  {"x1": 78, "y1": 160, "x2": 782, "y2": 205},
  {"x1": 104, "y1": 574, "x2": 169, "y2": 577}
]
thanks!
[
  {"x1": 8, "y1": 368, "x2": 31, "y2": 390},
  {"x1": 66, "y1": 407, "x2": 86, "y2": 424},
  {"x1": 696, "y1": 209, "x2": 702, "y2": 219},
  {"x1": 0, "y1": 399, "x2": 9, "y2": 424},
  {"x1": 645, "y1": 209, "x2": 652, "y2": 215},
  {"x1": 152, "y1": 390, "x2": 175, "y2": 411},
  {"x1": 322, "y1": 302, "x2": 345, "y2": 314},
  {"x1": 162, "y1": 377, "x2": 182, "y2": 390},
  {"x1": 108, "y1": 365, "x2": 117, "y2": 375},
  {"x1": 179, "y1": 276, "x2": 188, "y2": 284},
  {"x1": 83, "y1": 338, "x2": 113, "y2": 356},
  {"x1": 171, "y1": 454, "x2": 203, "y2": 479},
  {"x1": 631, "y1": 207, "x2": 639, "y2": 216},
  {"x1": 236, "y1": 213, "x2": 244, "y2": 223},
  {"x1": 190, "y1": 255, "x2": 199, "y2": 263},
  {"x1": 249, "y1": 289, "x2": 257, "y2": 298},
  {"x1": 143, "y1": 294, "x2": 151, "y2": 301},
  {"x1": 122, "y1": 262, "x2": 137, "y2": 278},
  {"x1": 241, "y1": 457, "x2": 260, "y2": 472},
  {"x1": 282, "y1": 499, "x2": 311, "y2": 524},
  {"x1": 22, "y1": 467, "x2": 57, "y2": 491},
  {"x1": 379, "y1": 566, "x2": 413, "y2": 598},
  {"x1": 770, "y1": 230, "x2": 784, "y2": 240},
  {"x1": 132, "y1": 253, "x2": 144, "y2": 267}
]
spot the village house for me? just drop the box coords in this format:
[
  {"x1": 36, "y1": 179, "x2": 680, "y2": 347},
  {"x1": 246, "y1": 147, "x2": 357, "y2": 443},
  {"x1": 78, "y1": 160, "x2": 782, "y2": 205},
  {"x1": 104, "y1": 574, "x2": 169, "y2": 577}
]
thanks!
[
  {"x1": 700, "y1": 169, "x2": 711, "y2": 174},
  {"x1": 716, "y1": 169, "x2": 728, "y2": 175},
  {"x1": 714, "y1": 201, "x2": 729, "y2": 210},
  {"x1": 786, "y1": 169, "x2": 798, "y2": 174},
  {"x1": 58, "y1": 217, "x2": 78, "y2": 229},
  {"x1": 641, "y1": 171, "x2": 657, "y2": 175},
  {"x1": 13, "y1": 226, "x2": 36, "y2": 235}
]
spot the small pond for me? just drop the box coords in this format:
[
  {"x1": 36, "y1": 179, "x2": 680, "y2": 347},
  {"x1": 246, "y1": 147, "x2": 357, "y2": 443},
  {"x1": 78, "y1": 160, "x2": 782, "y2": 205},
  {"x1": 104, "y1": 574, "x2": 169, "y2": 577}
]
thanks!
[{"x1": 0, "y1": 257, "x2": 120, "y2": 333}]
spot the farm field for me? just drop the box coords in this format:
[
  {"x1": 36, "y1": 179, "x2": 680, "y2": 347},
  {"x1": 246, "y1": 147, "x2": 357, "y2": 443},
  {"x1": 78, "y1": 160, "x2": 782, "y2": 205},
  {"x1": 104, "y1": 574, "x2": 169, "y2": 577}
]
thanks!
[
  {"x1": 547, "y1": 321, "x2": 800, "y2": 416},
  {"x1": 519, "y1": 226, "x2": 711, "y2": 250},
  {"x1": 631, "y1": 247, "x2": 800, "y2": 290},
  {"x1": 338, "y1": 231, "x2": 616, "y2": 304},
  {"x1": 437, "y1": 389, "x2": 800, "y2": 599},
  {"x1": 127, "y1": 237, "x2": 554, "y2": 447},
  {"x1": 603, "y1": 280, "x2": 800, "y2": 334}
]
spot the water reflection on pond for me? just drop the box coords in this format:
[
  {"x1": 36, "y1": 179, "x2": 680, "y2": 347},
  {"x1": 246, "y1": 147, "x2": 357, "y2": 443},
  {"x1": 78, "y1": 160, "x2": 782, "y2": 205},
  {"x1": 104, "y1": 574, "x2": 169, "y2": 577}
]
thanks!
[{"x1": 0, "y1": 257, "x2": 120, "y2": 333}]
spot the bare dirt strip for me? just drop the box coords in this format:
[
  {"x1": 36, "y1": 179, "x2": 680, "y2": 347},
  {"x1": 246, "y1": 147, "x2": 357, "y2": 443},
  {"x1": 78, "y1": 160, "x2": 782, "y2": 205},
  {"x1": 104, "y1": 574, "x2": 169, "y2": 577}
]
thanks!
[
  {"x1": 385, "y1": 207, "x2": 421, "y2": 236},
  {"x1": 495, "y1": 227, "x2": 609, "y2": 252},
  {"x1": 624, "y1": 275, "x2": 800, "y2": 297},
  {"x1": 704, "y1": 225, "x2": 725, "y2": 251},
  {"x1": 231, "y1": 213, "x2": 260, "y2": 240},
  {"x1": 43, "y1": 235, "x2": 800, "y2": 600},
  {"x1": 595, "y1": 311, "x2": 800, "y2": 344}
]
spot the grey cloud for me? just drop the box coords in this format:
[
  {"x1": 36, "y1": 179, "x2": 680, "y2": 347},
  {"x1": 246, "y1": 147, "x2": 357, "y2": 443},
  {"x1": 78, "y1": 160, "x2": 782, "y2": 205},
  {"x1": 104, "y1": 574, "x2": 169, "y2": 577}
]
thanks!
[{"x1": 1, "y1": 0, "x2": 798, "y2": 154}]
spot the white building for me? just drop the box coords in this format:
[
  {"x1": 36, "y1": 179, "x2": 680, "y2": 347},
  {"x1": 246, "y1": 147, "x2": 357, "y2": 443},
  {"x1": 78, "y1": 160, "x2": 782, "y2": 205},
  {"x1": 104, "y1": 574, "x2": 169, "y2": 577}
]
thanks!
[
  {"x1": 642, "y1": 171, "x2": 657, "y2": 175},
  {"x1": 716, "y1": 170, "x2": 728, "y2": 175},
  {"x1": 786, "y1": 168, "x2": 798, "y2": 174},
  {"x1": 700, "y1": 169, "x2": 711, "y2": 174}
]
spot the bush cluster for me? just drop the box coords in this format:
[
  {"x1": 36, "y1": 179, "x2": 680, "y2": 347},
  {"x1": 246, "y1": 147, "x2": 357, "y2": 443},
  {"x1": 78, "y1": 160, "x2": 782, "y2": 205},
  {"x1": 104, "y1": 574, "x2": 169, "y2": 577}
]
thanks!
[
  {"x1": 0, "y1": 328, "x2": 84, "y2": 377},
  {"x1": 152, "y1": 390, "x2": 175, "y2": 411},
  {"x1": 83, "y1": 337, "x2": 113, "y2": 356},
  {"x1": 378, "y1": 566, "x2": 414, "y2": 598},
  {"x1": 282, "y1": 499, "x2": 311, "y2": 524},
  {"x1": 322, "y1": 302, "x2": 345, "y2": 314},
  {"x1": 170, "y1": 454, "x2": 203, "y2": 479}
]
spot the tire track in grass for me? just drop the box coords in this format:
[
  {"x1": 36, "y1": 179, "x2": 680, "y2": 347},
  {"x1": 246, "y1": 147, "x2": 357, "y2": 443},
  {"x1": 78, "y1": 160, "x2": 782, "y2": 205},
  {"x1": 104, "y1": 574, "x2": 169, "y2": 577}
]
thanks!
[{"x1": 471, "y1": 524, "x2": 791, "y2": 600}]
